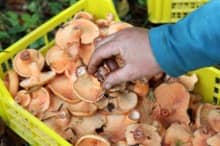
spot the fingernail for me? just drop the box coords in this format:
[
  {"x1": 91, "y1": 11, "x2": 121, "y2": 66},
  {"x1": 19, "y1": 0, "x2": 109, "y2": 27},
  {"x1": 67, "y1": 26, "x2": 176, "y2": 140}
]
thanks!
[{"x1": 104, "y1": 83, "x2": 111, "y2": 90}]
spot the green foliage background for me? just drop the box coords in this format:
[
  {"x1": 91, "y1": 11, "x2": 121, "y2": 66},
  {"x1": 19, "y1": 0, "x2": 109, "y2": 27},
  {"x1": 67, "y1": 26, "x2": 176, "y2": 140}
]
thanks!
[{"x1": 0, "y1": 0, "x2": 148, "y2": 50}]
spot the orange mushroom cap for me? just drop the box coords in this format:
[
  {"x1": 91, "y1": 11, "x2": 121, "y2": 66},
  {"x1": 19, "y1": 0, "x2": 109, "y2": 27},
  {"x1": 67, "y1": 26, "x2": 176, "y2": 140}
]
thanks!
[
  {"x1": 192, "y1": 127, "x2": 214, "y2": 146},
  {"x1": 69, "y1": 114, "x2": 106, "y2": 137},
  {"x1": 4, "y1": 70, "x2": 19, "y2": 97},
  {"x1": 152, "y1": 82, "x2": 190, "y2": 127},
  {"x1": 132, "y1": 80, "x2": 149, "y2": 97},
  {"x1": 196, "y1": 103, "x2": 220, "y2": 132},
  {"x1": 73, "y1": 73, "x2": 104, "y2": 103},
  {"x1": 46, "y1": 45, "x2": 73, "y2": 74},
  {"x1": 55, "y1": 23, "x2": 81, "y2": 49},
  {"x1": 164, "y1": 123, "x2": 193, "y2": 146},
  {"x1": 67, "y1": 101, "x2": 97, "y2": 116},
  {"x1": 79, "y1": 43, "x2": 95, "y2": 65},
  {"x1": 72, "y1": 19, "x2": 99, "y2": 44},
  {"x1": 103, "y1": 114, "x2": 137, "y2": 143},
  {"x1": 125, "y1": 124, "x2": 161, "y2": 146},
  {"x1": 28, "y1": 87, "x2": 50, "y2": 116},
  {"x1": 76, "y1": 135, "x2": 110, "y2": 146},
  {"x1": 74, "y1": 11, "x2": 94, "y2": 20},
  {"x1": 15, "y1": 90, "x2": 31, "y2": 107},
  {"x1": 13, "y1": 49, "x2": 44, "y2": 77},
  {"x1": 48, "y1": 74, "x2": 81, "y2": 104}
]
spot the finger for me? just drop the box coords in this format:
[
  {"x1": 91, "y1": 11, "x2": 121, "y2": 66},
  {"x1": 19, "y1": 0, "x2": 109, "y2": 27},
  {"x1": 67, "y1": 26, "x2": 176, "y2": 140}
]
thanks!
[
  {"x1": 88, "y1": 41, "x2": 120, "y2": 74},
  {"x1": 95, "y1": 33, "x2": 116, "y2": 48},
  {"x1": 103, "y1": 65, "x2": 134, "y2": 89}
]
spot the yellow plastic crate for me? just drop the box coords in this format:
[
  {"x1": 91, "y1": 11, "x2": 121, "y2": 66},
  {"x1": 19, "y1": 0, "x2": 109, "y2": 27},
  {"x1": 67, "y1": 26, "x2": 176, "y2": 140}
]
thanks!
[
  {"x1": 147, "y1": 0, "x2": 208, "y2": 23},
  {"x1": 0, "y1": 0, "x2": 119, "y2": 145}
]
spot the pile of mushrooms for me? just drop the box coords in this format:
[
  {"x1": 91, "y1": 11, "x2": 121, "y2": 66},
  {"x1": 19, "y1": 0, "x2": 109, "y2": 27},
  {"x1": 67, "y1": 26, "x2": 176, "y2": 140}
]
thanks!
[{"x1": 3, "y1": 11, "x2": 220, "y2": 146}]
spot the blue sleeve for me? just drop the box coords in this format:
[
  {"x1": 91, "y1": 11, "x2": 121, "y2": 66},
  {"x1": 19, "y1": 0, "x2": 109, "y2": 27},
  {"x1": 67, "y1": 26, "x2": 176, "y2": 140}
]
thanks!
[{"x1": 148, "y1": 0, "x2": 220, "y2": 77}]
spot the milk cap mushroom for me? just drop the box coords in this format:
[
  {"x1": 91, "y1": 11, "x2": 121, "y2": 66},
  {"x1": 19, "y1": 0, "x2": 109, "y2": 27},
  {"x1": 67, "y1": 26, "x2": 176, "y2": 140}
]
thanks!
[
  {"x1": 13, "y1": 49, "x2": 44, "y2": 77},
  {"x1": 4, "y1": 70, "x2": 19, "y2": 97}
]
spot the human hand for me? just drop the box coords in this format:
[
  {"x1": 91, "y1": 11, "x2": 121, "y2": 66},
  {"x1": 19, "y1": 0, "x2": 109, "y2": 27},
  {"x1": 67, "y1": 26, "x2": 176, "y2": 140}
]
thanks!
[{"x1": 88, "y1": 27, "x2": 162, "y2": 89}]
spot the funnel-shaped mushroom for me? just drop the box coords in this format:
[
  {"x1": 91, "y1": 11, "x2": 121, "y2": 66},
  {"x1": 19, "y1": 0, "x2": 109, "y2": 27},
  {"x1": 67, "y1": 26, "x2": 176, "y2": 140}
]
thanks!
[
  {"x1": 207, "y1": 133, "x2": 220, "y2": 146},
  {"x1": 117, "y1": 91, "x2": 138, "y2": 113},
  {"x1": 13, "y1": 49, "x2": 44, "y2": 77},
  {"x1": 46, "y1": 45, "x2": 73, "y2": 74},
  {"x1": 73, "y1": 73, "x2": 103, "y2": 103},
  {"x1": 125, "y1": 124, "x2": 161, "y2": 146},
  {"x1": 72, "y1": 19, "x2": 99, "y2": 44},
  {"x1": 103, "y1": 114, "x2": 137, "y2": 143},
  {"x1": 28, "y1": 87, "x2": 50, "y2": 116},
  {"x1": 79, "y1": 43, "x2": 95, "y2": 65},
  {"x1": 152, "y1": 82, "x2": 190, "y2": 127},
  {"x1": 67, "y1": 101, "x2": 97, "y2": 116},
  {"x1": 48, "y1": 75, "x2": 80, "y2": 103},
  {"x1": 4, "y1": 70, "x2": 19, "y2": 97},
  {"x1": 76, "y1": 135, "x2": 110, "y2": 146},
  {"x1": 108, "y1": 22, "x2": 132, "y2": 35},
  {"x1": 195, "y1": 103, "x2": 220, "y2": 132},
  {"x1": 74, "y1": 11, "x2": 94, "y2": 20},
  {"x1": 69, "y1": 114, "x2": 106, "y2": 137},
  {"x1": 14, "y1": 90, "x2": 31, "y2": 107},
  {"x1": 164, "y1": 123, "x2": 193, "y2": 146},
  {"x1": 55, "y1": 23, "x2": 81, "y2": 49},
  {"x1": 192, "y1": 128, "x2": 214, "y2": 146},
  {"x1": 178, "y1": 74, "x2": 198, "y2": 91},
  {"x1": 20, "y1": 71, "x2": 55, "y2": 88}
]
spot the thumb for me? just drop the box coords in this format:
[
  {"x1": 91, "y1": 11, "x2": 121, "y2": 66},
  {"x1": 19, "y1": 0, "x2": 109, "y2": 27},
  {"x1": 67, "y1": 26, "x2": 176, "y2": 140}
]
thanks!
[{"x1": 103, "y1": 65, "x2": 133, "y2": 89}]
